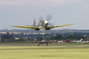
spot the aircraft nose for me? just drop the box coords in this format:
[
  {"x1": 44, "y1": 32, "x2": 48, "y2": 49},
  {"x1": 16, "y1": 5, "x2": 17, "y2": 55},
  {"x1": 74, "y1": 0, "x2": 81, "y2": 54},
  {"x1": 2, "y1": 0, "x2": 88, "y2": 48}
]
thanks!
[{"x1": 45, "y1": 21, "x2": 48, "y2": 23}]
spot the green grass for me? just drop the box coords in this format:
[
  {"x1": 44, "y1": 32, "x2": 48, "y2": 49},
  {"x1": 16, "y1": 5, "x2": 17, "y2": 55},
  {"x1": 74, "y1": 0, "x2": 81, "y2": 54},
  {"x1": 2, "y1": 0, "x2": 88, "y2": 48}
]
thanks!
[
  {"x1": 0, "y1": 46, "x2": 89, "y2": 59},
  {"x1": 1, "y1": 42, "x2": 89, "y2": 45}
]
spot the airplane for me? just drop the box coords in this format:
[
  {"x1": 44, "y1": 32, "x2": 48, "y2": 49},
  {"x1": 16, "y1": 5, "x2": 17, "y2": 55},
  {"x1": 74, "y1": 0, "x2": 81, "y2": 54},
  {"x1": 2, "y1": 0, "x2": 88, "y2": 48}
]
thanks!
[
  {"x1": 70, "y1": 39, "x2": 83, "y2": 43},
  {"x1": 12, "y1": 19, "x2": 73, "y2": 31}
]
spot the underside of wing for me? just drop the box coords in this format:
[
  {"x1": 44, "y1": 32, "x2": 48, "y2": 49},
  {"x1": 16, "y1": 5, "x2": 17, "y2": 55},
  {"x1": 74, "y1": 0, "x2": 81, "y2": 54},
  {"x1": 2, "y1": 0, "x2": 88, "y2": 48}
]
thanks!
[
  {"x1": 26, "y1": 25, "x2": 33, "y2": 26},
  {"x1": 48, "y1": 24, "x2": 73, "y2": 28},
  {"x1": 12, "y1": 26, "x2": 35, "y2": 29}
]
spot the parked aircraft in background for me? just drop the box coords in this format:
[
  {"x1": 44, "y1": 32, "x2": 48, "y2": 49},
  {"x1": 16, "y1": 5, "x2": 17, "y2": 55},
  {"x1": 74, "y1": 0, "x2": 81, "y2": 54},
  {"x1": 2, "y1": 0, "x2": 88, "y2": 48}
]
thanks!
[{"x1": 70, "y1": 39, "x2": 83, "y2": 43}]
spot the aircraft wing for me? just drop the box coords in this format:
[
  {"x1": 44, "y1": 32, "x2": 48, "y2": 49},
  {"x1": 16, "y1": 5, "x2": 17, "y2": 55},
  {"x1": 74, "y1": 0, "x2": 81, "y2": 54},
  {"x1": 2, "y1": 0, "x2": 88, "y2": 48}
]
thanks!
[
  {"x1": 12, "y1": 26, "x2": 35, "y2": 29},
  {"x1": 26, "y1": 25, "x2": 33, "y2": 26},
  {"x1": 48, "y1": 24, "x2": 73, "y2": 28}
]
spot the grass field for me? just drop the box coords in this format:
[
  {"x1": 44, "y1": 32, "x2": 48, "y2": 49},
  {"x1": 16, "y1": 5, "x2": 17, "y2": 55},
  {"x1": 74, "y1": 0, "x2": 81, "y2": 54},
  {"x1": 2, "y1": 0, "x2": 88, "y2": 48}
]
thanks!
[
  {"x1": 0, "y1": 42, "x2": 89, "y2": 46},
  {"x1": 0, "y1": 46, "x2": 89, "y2": 59}
]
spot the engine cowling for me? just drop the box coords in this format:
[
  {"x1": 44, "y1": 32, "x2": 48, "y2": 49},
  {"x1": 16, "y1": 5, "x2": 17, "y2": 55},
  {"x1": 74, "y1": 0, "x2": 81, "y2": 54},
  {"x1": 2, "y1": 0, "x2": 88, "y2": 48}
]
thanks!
[
  {"x1": 45, "y1": 28, "x2": 50, "y2": 30},
  {"x1": 35, "y1": 28, "x2": 40, "y2": 31}
]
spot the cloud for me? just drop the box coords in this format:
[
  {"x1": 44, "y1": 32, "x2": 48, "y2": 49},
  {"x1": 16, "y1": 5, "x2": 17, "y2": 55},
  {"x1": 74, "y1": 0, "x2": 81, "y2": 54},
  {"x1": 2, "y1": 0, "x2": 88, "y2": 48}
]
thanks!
[
  {"x1": 16, "y1": 0, "x2": 88, "y2": 7},
  {"x1": 0, "y1": 0, "x2": 64, "y2": 6},
  {"x1": 8, "y1": 1, "x2": 16, "y2": 5},
  {"x1": 77, "y1": 0, "x2": 89, "y2": 10},
  {"x1": 16, "y1": 0, "x2": 65, "y2": 7},
  {"x1": 0, "y1": 0, "x2": 89, "y2": 7},
  {"x1": 0, "y1": 0, "x2": 17, "y2": 5}
]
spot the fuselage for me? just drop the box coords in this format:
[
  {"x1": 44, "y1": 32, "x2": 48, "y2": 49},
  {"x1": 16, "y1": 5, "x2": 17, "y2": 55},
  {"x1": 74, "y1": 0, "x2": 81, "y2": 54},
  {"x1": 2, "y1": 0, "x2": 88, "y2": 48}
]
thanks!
[
  {"x1": 33, "y1": 20, "x2": 49, "y2": 30},
  {"x1": 42, "y1": 21, "x2": 48, "y2": 28}
]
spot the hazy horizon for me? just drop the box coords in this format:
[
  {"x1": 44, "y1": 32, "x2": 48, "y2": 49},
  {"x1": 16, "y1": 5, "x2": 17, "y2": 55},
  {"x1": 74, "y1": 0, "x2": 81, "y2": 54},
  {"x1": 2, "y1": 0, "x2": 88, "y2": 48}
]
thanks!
[{"x1": 0, "y1": 0, "x2": 89, "y2": 30}]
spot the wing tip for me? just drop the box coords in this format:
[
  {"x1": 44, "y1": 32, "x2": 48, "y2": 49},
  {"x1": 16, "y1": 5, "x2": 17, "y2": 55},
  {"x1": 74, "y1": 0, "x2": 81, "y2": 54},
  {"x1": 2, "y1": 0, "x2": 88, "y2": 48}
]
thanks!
[{"x1": 11, "y1": 26, "x2": 17, "y2": 27}]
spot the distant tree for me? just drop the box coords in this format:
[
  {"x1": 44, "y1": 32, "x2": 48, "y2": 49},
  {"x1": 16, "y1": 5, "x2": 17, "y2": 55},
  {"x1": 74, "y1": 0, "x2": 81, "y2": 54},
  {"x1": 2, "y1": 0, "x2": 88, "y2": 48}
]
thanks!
[
  {"x1": 37, "y1": 36, "x2": 43, "y2": 41},
  {"x1": 83, "y1": 34, "x2": 88, "y2": 39},
  {"x1": 16, "y1": 37, "x2": 25, "y2": 41},
  {"x1": 67, "y1": 33, "x2": 75, "y2": 39},
  {"x1": 51, "y1": 34, "x2": 65, "y2": 40},
  {"x1": 1, "y1": 32, "x2": 15, "y2": 42},
  {"x1": 82, "y1": 34, "x2": 89, "y2": 40},
  {"x1": 66, "y1": 33, "x2": 83, "y2": 40},
  {"x1": 56, "y1": 34, "x2": 65, "y2": 40},
  {"x1": 23, "y1": 37, "x2": 29, "y2": 41}
]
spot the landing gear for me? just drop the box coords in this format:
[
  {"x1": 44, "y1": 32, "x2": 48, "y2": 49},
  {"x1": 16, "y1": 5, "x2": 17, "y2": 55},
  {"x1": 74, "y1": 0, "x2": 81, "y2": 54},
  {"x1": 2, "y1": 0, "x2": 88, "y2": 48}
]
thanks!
[
  {"x1": 37, "y1": 41, "x2": 49, "y2": 46},
  {"x1": 37, "y1": 30, "x2": 49, "y2": 46}
]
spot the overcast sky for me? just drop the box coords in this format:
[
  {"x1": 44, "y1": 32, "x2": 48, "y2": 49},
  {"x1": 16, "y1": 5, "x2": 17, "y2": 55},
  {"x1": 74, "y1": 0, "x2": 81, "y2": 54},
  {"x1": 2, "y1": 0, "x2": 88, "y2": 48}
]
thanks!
[{"x1": 0, "y1": 0, "x2": 89, "y2": 30}]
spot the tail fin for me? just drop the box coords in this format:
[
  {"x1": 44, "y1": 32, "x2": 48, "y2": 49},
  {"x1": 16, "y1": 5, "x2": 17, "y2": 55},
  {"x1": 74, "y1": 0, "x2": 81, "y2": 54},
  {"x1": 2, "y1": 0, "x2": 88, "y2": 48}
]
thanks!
[
  {"x1": 34, "y1": 19, "x2": 36, "y2": 26},
  {"x1": 80, "y1": 38, "x2": 83, "y2": 41}
]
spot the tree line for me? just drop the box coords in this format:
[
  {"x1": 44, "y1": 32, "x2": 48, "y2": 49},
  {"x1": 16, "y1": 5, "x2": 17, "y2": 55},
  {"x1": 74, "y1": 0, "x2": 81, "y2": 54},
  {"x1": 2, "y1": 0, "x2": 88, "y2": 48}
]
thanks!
[{"x1": 0, "y1": 32, "x2": 89, "y2": 42}]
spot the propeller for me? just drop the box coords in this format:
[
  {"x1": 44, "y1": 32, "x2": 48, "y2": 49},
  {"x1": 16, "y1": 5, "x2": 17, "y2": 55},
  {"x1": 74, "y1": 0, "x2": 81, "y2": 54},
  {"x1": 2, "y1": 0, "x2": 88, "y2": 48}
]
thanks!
[
  {"x1": 46, "y1": 15, "x2": 52, "y2": 21},
  {"x1": 39, "y1": 16, "x2": 44, "y2": 21},
  {"x1": 38, "y1": 16, "x2": 44, "y2": 25},
  {"x1": 38, "y1": 15, "x2": 54, "y2": 26},
  {"x1": 46, "y1": 15, "x2": 54, "y2": 26}
]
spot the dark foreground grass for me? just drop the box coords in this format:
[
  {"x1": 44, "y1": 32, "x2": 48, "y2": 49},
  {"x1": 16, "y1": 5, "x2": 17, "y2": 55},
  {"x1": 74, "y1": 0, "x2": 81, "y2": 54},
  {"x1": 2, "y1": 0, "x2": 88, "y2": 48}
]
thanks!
[
  {"x1": 0, "y1": 46, "x2": 89, "y2": 59},
  {"x1": 0, "y1": 42, "x2": 89, "y2": 46}
]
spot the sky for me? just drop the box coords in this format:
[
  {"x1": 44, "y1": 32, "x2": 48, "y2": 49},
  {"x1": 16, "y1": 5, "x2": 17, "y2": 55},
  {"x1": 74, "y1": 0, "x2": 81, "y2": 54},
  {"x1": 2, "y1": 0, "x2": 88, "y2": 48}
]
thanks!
[{"x1": 0, "y1": 0, "x2": 89, "y2": 30}]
